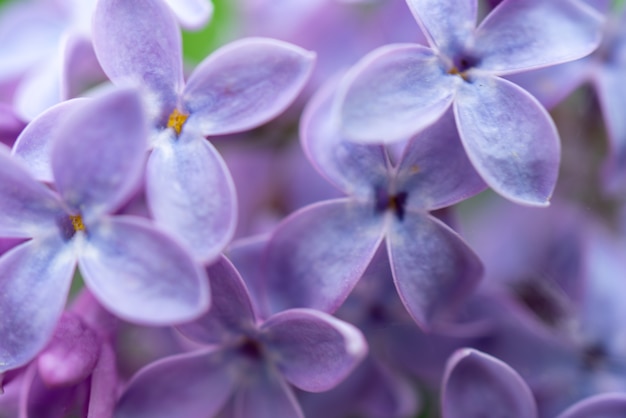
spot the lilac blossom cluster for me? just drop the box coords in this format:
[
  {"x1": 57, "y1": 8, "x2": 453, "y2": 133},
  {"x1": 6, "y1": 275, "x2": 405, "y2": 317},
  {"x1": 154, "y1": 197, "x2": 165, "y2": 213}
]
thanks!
[{"x1": 1, "y1": 0, "x2": 626, "y2": 417}]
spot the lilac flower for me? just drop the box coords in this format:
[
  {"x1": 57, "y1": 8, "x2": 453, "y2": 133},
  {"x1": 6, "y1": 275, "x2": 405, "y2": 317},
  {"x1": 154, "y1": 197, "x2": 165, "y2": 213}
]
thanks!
[
  {"x1": 0, "y1": 88, "x2": 208, "y2": 374},
  {"x1": 335, "y1": 0, "x2": 603, "y2": 205},
  {"x1": 114, "y1": 256, "x2": 367, "y2": 418},
  {"x1": 264, "y1": 80, "x2": 484, "y2": 328},
  {"x1": 92, "y1": 0, "x2": 315, "y2": 263}
]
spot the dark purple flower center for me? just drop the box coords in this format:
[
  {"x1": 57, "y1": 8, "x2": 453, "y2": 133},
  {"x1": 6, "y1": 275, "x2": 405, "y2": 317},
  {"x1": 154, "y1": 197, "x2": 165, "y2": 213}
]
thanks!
[
  {"x1": 375, "y1": 187, "x2": 408, "y2": 221},
  {"x1": 57, "y1": 214, "x2": 86, "y2": 241},
  {"x1": 447, "y1": 52, "x2": 480, "y2": 82},
  {"x1": 582, "y1": 342, "x2": 607, "y2": 371},
  {"x1": 237, "y1": 337, "x2": 264, "y2": 361},
  {"x1": 511, "y1": 279, "x2": 569, "y2": 328}
]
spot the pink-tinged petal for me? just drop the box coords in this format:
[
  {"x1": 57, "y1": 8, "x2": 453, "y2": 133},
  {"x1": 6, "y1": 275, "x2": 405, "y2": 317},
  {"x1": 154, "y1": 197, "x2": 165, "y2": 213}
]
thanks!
[
  {"x1": 442, "y1": 349, "x2": 537, "y2": 418},
  {"x1": 146, "y1": 131, "x2": 236, "y2": 263},
  {"x1": 0, "y1": 235, "x2": 76, "y2": 373},
  {"x1": 475, "y1": 0, "x2": 603, "y2": 75},
  {"x1": 12, "y1": 97, "x2": 88, "y2": 183},
  {"x1": 37, "y1": 313, "x2": 100, "y2": 387},
  {"x1": 387, "y1": 211, "x2": 483, "y2": 329},
  {"x1": 51, "y1": 88, "x2": 147, "y2": 220},
  {"x1": 61, "y1": 34, "x2": 107, "y2": 101},
  {"x1": 178, "y1": 256, "x2": 256, "y2": 345},
  {"x1": 87, "y1": 342, "x2": 118, "y2": 418},
  {"x1": 336, "y1": 44, "x2": 457, "y2": 144},
  {"x1": 396, "y1": 110, "x2": 486, "y2": 211},
  {"x1": 78, "y1": 216, "x2": 209, "y2": 325},
  {"x1": 183, "y1": 37, "x2": 314, "y2": 136},
  {"x1": 234, "y1": 367, "x2": 303, "y2": 418},
  {"x1": 92, "y1": 0, "x2": 183, "y2": 112},
  {"x1": 262, "y1": 308, "x2": 367, "y2": 392},
  {"x1": 163, "y1": 0, "x2": 214, "y2": 30},
  {"x1": 454, "y1": 75, "x2": 560, "y2": 206},
  {"x1": 405, "y1": 0, "x2": 477, "y2": 56},
  {"x1": 0, "y1": 146, "x2": 65, "y2": 238},
  {"x1": 264, "y1": 199, "x2": 386, "y2": 314},
  {"x1": 557, "y1": 393, "x2": 626, "y2": 418},
  {"x1": 300, "y1": 77, "x2": 389, "y2": 198},
  {"x1": 115, "y1": 348, "x2": 234, "y2": 418},
  {"x1": 23, "y1": 364, "x2": 85, "y2": 418}
]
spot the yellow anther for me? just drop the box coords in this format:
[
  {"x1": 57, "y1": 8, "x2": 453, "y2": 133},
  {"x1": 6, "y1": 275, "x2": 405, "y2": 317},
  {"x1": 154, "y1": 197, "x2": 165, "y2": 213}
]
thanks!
[
  {"x1": 167, "y1": 109, "x2": 189, "y2": 135},
  {"x1": 69, "y1": 215, "x2": 85, "y2": 232}
]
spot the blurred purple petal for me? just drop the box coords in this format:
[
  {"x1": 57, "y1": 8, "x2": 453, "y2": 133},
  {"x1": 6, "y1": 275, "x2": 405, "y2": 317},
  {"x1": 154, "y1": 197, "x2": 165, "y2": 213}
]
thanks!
[
  {"x1": 23, "y1": 364, "x2": 85, "y2": 418},
  {"x1": 388, "y1": 211, "x2": 483, "y2": 328},
  {"x1": 262, "y1": 308, "x2": 367, "y2": 392},
  {"x1": 14, "y1": 54, "x2": 62, "y2": 120},
  {"x1": 147, "y1": 131, "x2": 236, "y2": 263},
  {"x1": 0, "y1": 103, "x2": 26, "y2": 147},
  {"x1": 442, "y1": 349, "x2": 537, "y2": 418},
  {"x1": 78, "y1": 216, "x2": 209, "y2": 325},
  {"x1": 475, "y1": 0, "x2": 603, "y2": 74},
  {"x1": 336, "y1": 44, "x2": 457, "y2": 144},
  {"x1": 92, "y1": 0, "x2": 183, "y2": 111},
  {"x1": 183, "y1": 38, "x2": 314, "y2": 136},
  {"x1": 163, "y1": 0, "x2": 213, "y2": 30},
  {"x1": 265, "y1": 199, "x2": 386, "y2": 313},
  {"x1": 557, "y1": 393, "x2": 626, "y2": 418},
  {"x1": 234, "y1": 367, "x2": 304, "y2": 418},
  {"x1": 61, "y1": 34, "x2": 106, "y2": 101},
  {"x1": 115, "y1": 348, "x2": 234, "y2": 418},
  {"x1": 454, "y1": 75, "x2": 560, "y2": 206},
  {"x1": 87, "y1": 341, "x2": 117, "y2": 418},
  {"x1": 51, "y1": 88, "x2": 147, "y2": 220},
  {"x1": 0, "y1": 235, "x2": 76, "y2": 373}
]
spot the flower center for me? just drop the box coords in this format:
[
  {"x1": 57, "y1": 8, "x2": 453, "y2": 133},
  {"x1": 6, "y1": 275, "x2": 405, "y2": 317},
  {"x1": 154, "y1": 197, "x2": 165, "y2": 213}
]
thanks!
[
  {"x1": 447, "y1": 54, "x2": 479, "y2": 82},
  {"x1": 167, "y1": 108, "x2": 189, "y2": 135},
  {"x1": 69, "y1": 214, "x2": 85, "y2": 232},
  {"x1": 375, "y1": 187, "x2": 408, "y2": 221}
]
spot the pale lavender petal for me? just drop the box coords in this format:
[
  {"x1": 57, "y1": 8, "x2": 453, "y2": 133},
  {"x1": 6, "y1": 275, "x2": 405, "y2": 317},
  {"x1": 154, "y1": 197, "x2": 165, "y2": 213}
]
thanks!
[
  {"x1": 163, "y1": 0, "x2": 214, "y2": 30},
  {"x1": 262, "y1": 308, "x2": 367, "y2": 392},
  {"x1": 14, "y1": 54, "x2": 62, "y2": 121},
  {"x1": 51, "y1": 88, "x2": 147, "y2": 220},
  {"x1": 92, "y1": 0, "x2": 183, "y2": 111},
  {"x1": 396, "y1": 109, "x2": 486, "y2": 211},
  {"x1": 387, "y1": 211, "x2": 483, "y2": 328},
  {"x1": 115, "y1": 348, "x2": 234, "y2": 418},
  {"x1": 12, "y1": 97, "x2": 88, "y2": 183},
  {"x1": 177, "y1": 256, "x2": 256, "y2": 345},
  {"x1": 557, "y1": 393, "x2": 626, "y2": 418},
  {"x1": 336, "y1": 44, "x2": 457, "y2": 144},
  {"x1": 454, "y1": 75, "x2": 560, "y2": 206},
  {"x1": 300, "y1": 77, "x2": 389, "y2": 198},
  {"x1": 183, "y1": 37, "x2": 314, "y2": 136},
  {"x1": 0, "y1": 146, "x2": 65, "y2": 238},
  {"x1": 475, "y1": 0, "x2": 603, "y2": 74},
  {"x1": 146, "y1": 130, "x2": 236, "y2": 263},
  {"x1": 405, "y1": 0, "x2": 477, "y2": 56},
  {"x1": 265, "y1": 199, "x2": 386, "y2": 314},
  {"x1": 0, "y1": 104, "x2": 26, "y2": 147},
  {"x1": 0, "y1": 235, "x2": 76, "y2": 373},
  {"x1": 234, "y1": 367, "x2": 303, "y2": 418},
  {"x1": 442, "y1": 349, "x2": 537, "y2": 418},
  {"x1": 87, "y1": 342, "x2": 117, "y2": 418},
  {"x1": 78, "y1": 216, "x2": 209, "y2": 325},
  {"x1": 61, "y1": 34, "x2": 107, "y2": 101}
]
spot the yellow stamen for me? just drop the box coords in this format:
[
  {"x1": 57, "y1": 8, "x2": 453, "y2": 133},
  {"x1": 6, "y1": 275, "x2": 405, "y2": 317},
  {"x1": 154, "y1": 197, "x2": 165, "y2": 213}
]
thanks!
[
  {"x1": 167, "y1": 109, "x2": 189, "y2": 135},
  {"x1": 69, "y1": 215, "x2": 85, "y2": 232}
]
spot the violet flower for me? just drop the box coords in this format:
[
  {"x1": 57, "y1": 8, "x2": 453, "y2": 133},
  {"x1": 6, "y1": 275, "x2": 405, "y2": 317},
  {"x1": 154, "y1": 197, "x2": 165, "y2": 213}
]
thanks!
[
  {"x1": 92, "y1": 0, "x2": 315, "y2": 263},
  {"x1": 335, "y1": 0, "x2": 603, "y2": 205},
  {"x1": 264, "y1": 80, "x2": 484, "y2": 328},
  {"x1": 114, "y1": 256, "x2": 367, "y2": 418},
  {"x1": 0, "y1": 88, "x2": 208, "y2": 374}
]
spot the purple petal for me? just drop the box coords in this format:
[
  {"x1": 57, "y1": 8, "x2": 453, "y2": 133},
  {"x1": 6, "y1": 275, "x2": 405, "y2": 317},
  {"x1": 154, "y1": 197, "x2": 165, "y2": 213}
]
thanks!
[
  {"x1": 300, "y1": 77, "x2": 389, "y2": 198},
  {"x1": 78, "y1": 216, "x2": 209, "y2": 325},
  {"x1": 163, "y1": 0, "x2": 214, "y2": 30},
  {"x1": 387, "y1": 211, "x2": 483, "y2": 328},
  {"x1": 115, "y1": 348, "x2": 234, "y2": 418},
  {"x1": 177, "y1": 256, "x2": 256, "y2": 345},
  {"x1": 183, "y1": 37, "x2": 315, "y2": 136},
  {"x1": 262, "y1": 308, "x2": 367, "y2": 392},
  {"x1": 14, "y1": 54, "x2": 62, "y2": 121},
  {"x1": 234, "y1": 367, "x2": 304, "y2": 418},
  {"x1": 442, "y1": 349, "x2": 537, "y2": 418},
  {"x1": 0, "y1": 146, "x2": 65, "y2": 238},
  {"x1": 265, "y1": 199, "x2": 386, "y2": 314},
  {"x1": 405, "y1": 0, "x2": 477, "y2": 56},
  {"x1": 86, "y1": 341, "x2": 117, "y2": 418},
  {"x1": 557, "y1": 393, "x2": 626, "y2": 418},
  {"x1": 0, "y1": 103, "x2": 26, "y2": 147},
  {"x1": 336, "y1": 44, "x2": 457, "y2": 144},
  {"x1": 23, "y1": 364, "x2": 84, "y2": 418},
  {"x1": 454, "y1": 75, "x2": 560, "y2": 206},
  {"x1": 0, "y1": 236, "x2": 76, "y2": 373},
  {"x1": 475, "y1": 0, "x2": 603, "y2": 74},
  {"x1": 92, "y1": 0, "x2": 183, "y2": 112},
  {"x1": 51, "y1": 88, "x2": 147, "y2": 220},
  {"x1": 61, "y1": 34, "x2": 107, "y2": 101},
  {"x1": 12, "y1": 97, "x2": 88, "y2": 183},
  {"x1": 395, "y1": 109, "x2": 486, "y2": 211},
  {"x1": 146, "y1": 131, "x2": 236, "y2": 263}
]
